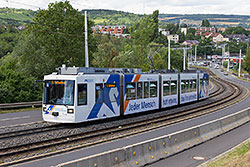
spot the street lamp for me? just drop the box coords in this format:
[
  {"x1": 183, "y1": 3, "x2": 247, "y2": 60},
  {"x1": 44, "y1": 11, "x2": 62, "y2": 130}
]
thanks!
[
  {"x1": 238, "y1": 49, "x2": 242, "y2": 77},
  {"x1": 227, "y1": 45, "x2": 230, "y2": 72}
]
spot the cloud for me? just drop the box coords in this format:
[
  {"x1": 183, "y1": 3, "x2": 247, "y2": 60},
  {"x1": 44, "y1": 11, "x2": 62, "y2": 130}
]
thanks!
[{"x1": 0, "y1": 0, "x2": 250, "y2": 15}]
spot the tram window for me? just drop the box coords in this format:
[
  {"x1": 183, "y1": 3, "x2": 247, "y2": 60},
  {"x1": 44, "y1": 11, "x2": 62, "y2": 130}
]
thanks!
[
  {"x1": 171, "y1": 80, "x2": 177, "y2": 95},
  {"x1": 163, "y1": 81, "x2": 170, "y2": 96},
  {"x1": 137, "y1": 82, "x2": 143, "y2": 99},
  {"x1": 144, "y1": 82, "x2": 149, "y2": 98},
  {"x1": 150, "y1": 81, "x2": 157, "y2": 97},
  {"x1": 181, "y1": 80, "x2": 185, "y2": 93},
  {"x1": 78, "y1": 84, "x2": 87, "y2": 105},
  {"x1": 95, "y1": 83, "x2": 104, "y2": 103},
  {"x1": 126, "y1": 83, "x2": 136, "y2": 100}
]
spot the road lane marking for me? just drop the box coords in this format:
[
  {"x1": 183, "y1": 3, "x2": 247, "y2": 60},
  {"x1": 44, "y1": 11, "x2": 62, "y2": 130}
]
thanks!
[{"x1": 0, "y1": 116, "x2": 30, "y2": 122}]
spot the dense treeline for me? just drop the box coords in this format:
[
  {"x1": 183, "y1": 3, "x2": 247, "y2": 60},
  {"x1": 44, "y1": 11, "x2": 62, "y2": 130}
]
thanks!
[{"x1": 0, "y1": 26, "x2": 19, "y2": 58}]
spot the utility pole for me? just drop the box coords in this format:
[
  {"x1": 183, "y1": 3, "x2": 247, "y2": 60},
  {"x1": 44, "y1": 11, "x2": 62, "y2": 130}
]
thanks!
[
  {"x1": 227, "y1": 45, "x2": 230, "y2": 72},
  {"x1": 190, "y1": 48, "x2": 192, "y2": 62},
  {"x1": 238, "y1": 49, "x2": 242, "y2": 77},
  {"x1": 222, "y1": 45, "x2": 225, "y2": 67},
  {"x1": 183, "y1": 48, "x2": 186, "y2": 70},
  {"x1": 171, "y1": 46, "x2": 191, "y2": 70},
  {"x1": 222, "y1": 45, "x2": 225, "y2": 58},
  {"x1": 188, "y1": 53, "x2": 190, "y2": 68},
  {"x1": 85, "y1": 11, "x2": 89, "y2": 68},
  {"x1": 195, "y1": 45, "x2": 197, "y2": 62},
  {"x1": 168, "y1": 37, "x2": 171, "y2": 70}
]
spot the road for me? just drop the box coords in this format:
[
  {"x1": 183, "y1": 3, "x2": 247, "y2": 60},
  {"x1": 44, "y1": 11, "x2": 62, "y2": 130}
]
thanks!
[
  {"x1": 0, "y1": 109, "x2": 42, "y2": 127},
  {"x1": 12, "y1": 68, "x2": 250, "y2": 167},
  {"x1": 147, "y1": 68, "x2": 250, "y2": 167}
]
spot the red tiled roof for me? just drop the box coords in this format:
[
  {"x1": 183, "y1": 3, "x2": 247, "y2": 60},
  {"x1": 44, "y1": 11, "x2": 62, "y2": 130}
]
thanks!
[
  {"x1": 210, "y1": 33, "x2": 221, "y2": 37},
  {"x1": 202, "y1": 32, "x2": 213, "y2": 36}
]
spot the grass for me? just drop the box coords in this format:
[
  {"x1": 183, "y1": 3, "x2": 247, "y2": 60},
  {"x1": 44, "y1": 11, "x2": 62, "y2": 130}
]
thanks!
[
  {"x1": 0, "y1": 8, "x2": 34, "y2": 23},
  {"x1": 202, "y1": 140, "x2": 250, "y2": 167},
  {"x1": 0, "y1": 106, "x2": 41, "y2": 114},
  {"x1": 189, "y1": 65, "x2": 209, "y2": 69}
]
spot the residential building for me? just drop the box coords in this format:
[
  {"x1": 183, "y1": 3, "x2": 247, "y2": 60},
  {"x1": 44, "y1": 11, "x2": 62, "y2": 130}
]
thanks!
[
  {"x1": 195, "y1": 26, "x2": 216, "y2": 36},
  {"x1": 181, "y1": 27, "x2": 187, "y2": 35},
  {"x1": 159, "y1": 28, "x2": 170, "y2": 36},
  {"x1": 113, "y1": 33, "x2": 131, "y2": 39},
  {"x1": 210, "y1": 33, "x2": 229, "y2": 43},
  {"x1": 92, "y1": 25, "x2": 130, "y2": 38},
  {"x1": 217, "y1": 27, "x2": 226, "y2": 33},
  {"x1": 167, "y1": 34, "x2": 179, "y2": 43},
  {"x1": 225, "y1": 34, "x2": 249, "y2": 43},
  {"x1": 201, "y1": 32, "x2": 214, "y2": 40},
  {"x1": 201, "y1": 32, "x2": 228, "y2": 43},
  {"x1": 182, "y1": 40, "x2": 199, "y2": 47}
]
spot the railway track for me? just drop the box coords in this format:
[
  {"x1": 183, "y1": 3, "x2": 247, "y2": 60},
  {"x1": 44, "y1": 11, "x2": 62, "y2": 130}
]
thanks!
[{"x1": 0, "y1": 70, "x2": 247, "y2": 166}]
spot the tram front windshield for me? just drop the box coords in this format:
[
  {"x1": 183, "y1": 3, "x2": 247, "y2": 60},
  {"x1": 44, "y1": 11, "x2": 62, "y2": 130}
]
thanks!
[{"x1": 44, "y1": 80, "x2": 75, "y2": 106}]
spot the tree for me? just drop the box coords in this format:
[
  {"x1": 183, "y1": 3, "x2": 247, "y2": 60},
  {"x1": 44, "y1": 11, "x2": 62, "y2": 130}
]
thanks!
[
  {"x1": 15, "y1": 1, "x2": 96, "y2": 79},
  {"x1": 243, "y1": 48, "x2": 250, "y2": 73},
  {"x1": 92, "y1": 34, "x2": 125, "y2": 68},
  {"x1": 165, "y1": 23, "x2": 179, "y2": 34},
  {"x1": 0, "y1": 55, "x2": 41, "y2": 103},
  {"x1": 224, "y1": 26, "x2": 250, "y2": 36},
  {"x1": 201, "y1": 19, "x2": 211, "y2": 27},
  {"x1": 130, "y1": 14, "x2": 156, "y2": 46},
  {"x1": 152, "y1": 10, "x2": 159, "y2": 41}
]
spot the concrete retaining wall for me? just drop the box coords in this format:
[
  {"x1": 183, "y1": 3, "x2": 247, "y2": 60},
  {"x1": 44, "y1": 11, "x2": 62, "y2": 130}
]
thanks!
[{"x1": 57, "y1": 107, "x2": 250, "y2": 167}]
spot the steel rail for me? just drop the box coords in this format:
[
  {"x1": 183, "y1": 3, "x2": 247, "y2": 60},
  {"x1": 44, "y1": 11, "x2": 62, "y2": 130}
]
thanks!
[{"x1": 1, "y1": 71, "x2": 246, "y2": 166}]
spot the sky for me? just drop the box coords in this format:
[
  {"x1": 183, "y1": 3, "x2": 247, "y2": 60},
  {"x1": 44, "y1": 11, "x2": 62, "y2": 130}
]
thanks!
[{"x1": 1, "y1": 0, "x2": 250, "y2": 15}]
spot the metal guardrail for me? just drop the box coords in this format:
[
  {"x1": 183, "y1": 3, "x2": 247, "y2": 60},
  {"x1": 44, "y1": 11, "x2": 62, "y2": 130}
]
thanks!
[{"x1": 0, "y1": 101, "x2": 42, "y2": 109}]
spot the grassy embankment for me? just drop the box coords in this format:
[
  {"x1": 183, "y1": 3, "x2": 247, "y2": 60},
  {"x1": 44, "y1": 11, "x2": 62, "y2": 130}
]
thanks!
[
  {"x1": 202, "y1": 139, "x2": 250, "y2": 167},
  {"x1": 0, "y1": 107, "x2": 41, "y2": 114}
]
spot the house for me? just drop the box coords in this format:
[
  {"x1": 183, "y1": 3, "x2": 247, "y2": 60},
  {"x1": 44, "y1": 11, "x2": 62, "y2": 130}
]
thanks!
[
  {"x1": 182, "y1": 40, "x2": 199, "y2": 47},
  {"x1": 181, "y1": 27, "x2": 187, "y2": 35},
  {"x1": 201, "y1": 32, "x2": 213, "y2": 40},
  {"x1": 159, "y1": 28, "x2": 170, "y2": 36},
  {"x1": 210, "y1": 33, "x2": 225, "y2": 43},
  {"x1": 91, "y1": 25, "x2": 130, "y2": 38},
  {"x1": 92, "y1": 25, "x2": 126, "y2": 35},
  {"x1": 113, "y1": 33, "x2": 131, "y2": 39},
  {"x1": 225, "y1": 34, "x2": 249, "y2": 43},
  {"x1": 217, "y1": 27, "x2": 226, "y2": 33},
  {"x1": 17, "y1": 25, "x2": 26, "y2": 30},
  {"x1": 195, "y1": 27, "x2": 216, "y2": 36},
  {"x1": 202, "y1": 32, "x2": 228, "y2": 43},
  {"x1": 167, "y1": 34, "x2": 179, "y2": 43},
  {"x1": 196, "y1": 27, "x2": 216, "y2": 32}
]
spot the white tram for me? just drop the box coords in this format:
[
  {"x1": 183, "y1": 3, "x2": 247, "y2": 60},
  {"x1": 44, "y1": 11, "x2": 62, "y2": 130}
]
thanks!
[{"x1": 41, "y1": 65, "x2": 209, "y2": 123}]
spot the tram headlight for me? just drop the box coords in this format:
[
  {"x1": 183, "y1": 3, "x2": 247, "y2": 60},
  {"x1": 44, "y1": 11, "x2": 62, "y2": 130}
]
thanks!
[{"x1": 67, "y1": 109, "x2": 74, "y2": 114}]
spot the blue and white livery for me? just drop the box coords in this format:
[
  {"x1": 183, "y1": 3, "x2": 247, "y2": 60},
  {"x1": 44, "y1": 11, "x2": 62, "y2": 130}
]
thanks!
[{"x1": 41, "y1": 65, "x2": 209, "y2": 123}]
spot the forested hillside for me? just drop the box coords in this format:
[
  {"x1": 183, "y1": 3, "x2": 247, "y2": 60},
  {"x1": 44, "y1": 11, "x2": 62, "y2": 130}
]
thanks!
[
  {"x1": 85, "y1": 9, "x2": 141, "y2": 26},
  {"x1": 0, "y1": 8, "x2": 34, "y2": 25},
  {"x1": 159, "y1": 14, "x2": 250, "y2": 28},
  {"x1": 0, "y1": 8, "x2": 250, "y2": 27}
]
